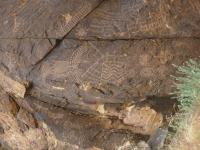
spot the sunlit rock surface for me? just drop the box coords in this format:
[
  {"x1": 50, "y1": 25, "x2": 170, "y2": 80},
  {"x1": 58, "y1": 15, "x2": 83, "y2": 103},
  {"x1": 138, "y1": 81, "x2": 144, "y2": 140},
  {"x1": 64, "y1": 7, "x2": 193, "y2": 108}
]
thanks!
[{"x1": 0, "y1": 0, "x2": 200, "y2": 149}]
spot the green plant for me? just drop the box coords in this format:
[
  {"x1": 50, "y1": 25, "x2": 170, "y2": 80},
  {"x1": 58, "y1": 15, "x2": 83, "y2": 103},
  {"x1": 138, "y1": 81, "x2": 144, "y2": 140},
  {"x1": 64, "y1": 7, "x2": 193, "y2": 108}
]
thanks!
[
  {"x1": 166, "y1": 59, "x2": 200, "y2": 149},
  {"x1": 171, "y1": 59, "x2": 200, "y2": 111}
]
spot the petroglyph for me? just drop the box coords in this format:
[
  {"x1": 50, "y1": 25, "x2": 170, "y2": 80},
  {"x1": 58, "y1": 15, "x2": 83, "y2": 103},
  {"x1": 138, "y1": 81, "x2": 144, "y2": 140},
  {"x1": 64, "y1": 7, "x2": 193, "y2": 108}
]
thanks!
[
  {"x1": 5, "y1": 52, "x2": 17, "y2": 69},
  {"x1": 37, "y1": 39, "x2": 200, "y2": 91},
  {"x1": 70, "y1": 45, "x2": 89, "y2": 82},
  {"x1": 121, "y1": 0, "x2": 146, "y2": 17},
  {"x1": 13, "y1": 17, "x2": 20, "y2": 33},
  {"x1": 140, "y1": 68, "x2": 154, "y2": 77},
  {"x1": 56, "y1": 2, "x2": 91, "y2": 37},
  {"x1": 39, "y1": 41, "x2": 174, "y2": 85},
  {"x1": 81, "y1": 55, "x2": 127, "y2": 84},
  {"x1": 127, "y1": 0, "x2": 168, "y2": 32},
  {"x1": 76, "y1": 26, "x2": 88, "y2": 37},
  {"x1": 81, "y1": 48, "x2": 128, "y2": 84},
  {"x1": 138, "y1": 15, "x2": 167, "y2": 32},
  {"x1": 101, "y1": 55, "x2": 126, "y2": 84},
  {"x1": 82, "y1": 57, "x2": 103, "y2": 83},
  {"x1": 158, "y1": 50, "x2": 173, "y2": 65},
  {"x1": 61, "y1": 14, "x2": 72, "y2": 23},
  {"x1": 84, "y1": 0, "x2": 168, "y2": 36},
  {"x1": 139, "y1": 54, "x2": 151, "y2": 66}
]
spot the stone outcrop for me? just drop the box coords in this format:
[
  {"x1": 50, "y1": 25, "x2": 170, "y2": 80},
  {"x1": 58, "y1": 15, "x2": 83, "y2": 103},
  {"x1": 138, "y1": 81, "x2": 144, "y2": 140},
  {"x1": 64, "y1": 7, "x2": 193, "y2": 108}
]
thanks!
[{"x1": 0, "y1": 0, "x2": 200, "y2": 149}]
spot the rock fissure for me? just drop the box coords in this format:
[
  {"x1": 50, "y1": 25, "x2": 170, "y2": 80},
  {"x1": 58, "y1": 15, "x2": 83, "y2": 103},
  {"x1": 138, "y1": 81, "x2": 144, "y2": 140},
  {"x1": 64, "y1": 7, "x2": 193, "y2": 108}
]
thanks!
[{"x1": 0, "y1": 0, "x2": 200, "y2": 149}]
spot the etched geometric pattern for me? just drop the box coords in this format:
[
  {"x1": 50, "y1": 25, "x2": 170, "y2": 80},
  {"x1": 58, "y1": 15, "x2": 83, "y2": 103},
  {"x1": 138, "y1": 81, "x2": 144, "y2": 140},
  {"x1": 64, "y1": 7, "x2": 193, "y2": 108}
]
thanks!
[
  {"x1": 82, "y1": 57, "x2": 102, "y2": 83},
  {"x1": 101, "y1": 61, "x2": 126, "y2": 84}
]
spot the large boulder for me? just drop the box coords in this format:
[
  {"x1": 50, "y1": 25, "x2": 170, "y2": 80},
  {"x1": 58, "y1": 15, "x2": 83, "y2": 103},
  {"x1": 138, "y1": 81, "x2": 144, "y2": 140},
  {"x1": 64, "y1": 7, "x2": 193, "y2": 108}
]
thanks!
[{"x1": 0, "y1": 0, "x2": 200, "y2": 149}]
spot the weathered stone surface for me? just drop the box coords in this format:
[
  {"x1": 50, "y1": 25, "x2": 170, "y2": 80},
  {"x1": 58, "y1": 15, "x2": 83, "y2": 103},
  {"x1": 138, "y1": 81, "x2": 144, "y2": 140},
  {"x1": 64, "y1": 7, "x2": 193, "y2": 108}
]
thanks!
[
  {"x1": 0, "y1": 39, "x2": 56, "y2": 83},
  {"x1": 0, "y1": 71, "x2": 25, "y2": 98},
  {"x1": 0, "y1": 0, "x2": 199, "y2": 149},
  {"x1": 0, "y1": 88, "x2": 47, "y2": 150},
  {"x1": 67, "y1": 0, "x2": 200, "y2": 39},
  {"x1": 24, "y1": 96, "x2": 149, "y2": 149},
  {"x1": 0, "y1": 0, "x2": 103, "y2": 39},
  {"x1": 17, "y1": 108, "x2": 37, "y2": 128},
  {"x1": 119, "y1": 107, "x2": 163, "y2": 135},
  {"x1": 1, "y1": 0, "x2": 200, "y2": 39},
  {"x1": 28, "y1": 38, "x2": 200, "y2": 115},
  {"x1": 147, "y1": 127, "x2": 168, "y2": 150},
  {"x1": 118, "y1": 141, "x2": 150, "y2": 150}
]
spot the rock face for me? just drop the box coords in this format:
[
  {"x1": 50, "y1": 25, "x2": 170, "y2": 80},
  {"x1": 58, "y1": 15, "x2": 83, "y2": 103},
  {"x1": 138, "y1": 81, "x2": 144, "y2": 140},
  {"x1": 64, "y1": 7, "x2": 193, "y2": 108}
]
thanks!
[{"x1": 0, "y1": 0, "x2": 200, "y2": 149}]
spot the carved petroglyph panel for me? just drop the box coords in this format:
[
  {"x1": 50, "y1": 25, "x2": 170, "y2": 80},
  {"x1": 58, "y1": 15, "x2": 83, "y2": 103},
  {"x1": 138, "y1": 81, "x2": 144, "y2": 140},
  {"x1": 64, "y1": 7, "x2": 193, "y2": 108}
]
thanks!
[
  {"x1": 65, "y1": 0, "x2": 172, "y2": 39},
  {"x1": 126, "y1": 0, "x2": 168, "y2": 32},
  {"x1": 0, "y1": 0, "x2": 103, "y2": 38},
  {"x1": 72, "y1": 42, "x2": 131, "y2": 84},
  {"x1": 29, "y1": 39, "x2": 200, "y2": 109},
  {"x1": 55, "y1": 2, "x2": 92, "y2": 38},
  {"x1": 85, "y1": 1, "x2": 130, "y2": 36},
  {"x1": 129, "y1": 14, "x2": 168, "y2": 33},
  {"x1": 81, "y1": 55, "x2": 128, "y2": 84},
  {"x1": 38, "y1": 39, "x2": 200, "y2": 88}
]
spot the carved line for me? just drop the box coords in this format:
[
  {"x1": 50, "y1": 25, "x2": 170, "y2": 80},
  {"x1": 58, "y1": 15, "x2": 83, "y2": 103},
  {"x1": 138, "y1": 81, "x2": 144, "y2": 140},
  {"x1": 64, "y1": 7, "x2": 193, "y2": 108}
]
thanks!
[
  {"x1": 140, "y1": 68, "x2": 154, "y2": 77},
  {"x1": 13, "y1": 17, "x2": 20, "y2": 33},
  {"x1": 56, "y1": 2, "x2": 91, "y2": 37},
  {"x1": 100, "y1": 55, "x2": 126, "y2": 83},
  {"x1": 69, "y1": 46, "x2": 88, "y2": 82},
  {"x1": 88, "y1": 42, "x2": 103, "y2": 56},
  {"x1": 82, "y1": 57, "x2": 103, "y2": 83}
]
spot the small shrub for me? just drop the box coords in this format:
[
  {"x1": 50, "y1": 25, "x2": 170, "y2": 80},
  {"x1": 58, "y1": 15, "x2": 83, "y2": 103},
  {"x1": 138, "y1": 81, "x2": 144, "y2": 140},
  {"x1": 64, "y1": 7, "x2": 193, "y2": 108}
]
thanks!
[{"x1": 166, "y1": 59, "x2": 200, "y2": 149}]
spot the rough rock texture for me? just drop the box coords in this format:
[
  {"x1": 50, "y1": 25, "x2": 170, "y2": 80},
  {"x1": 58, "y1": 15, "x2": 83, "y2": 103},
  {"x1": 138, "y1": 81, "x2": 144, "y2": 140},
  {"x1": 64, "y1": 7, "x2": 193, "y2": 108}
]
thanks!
[
  {"x1": 147, "y1": 127, "x2": 168, "y2": 150},
  {"x1": 0, "y1": 0, "x2": 200, "y2": 149},
  {"x1": 0, "y1": 88, "x2": 46, "y2": 150},
  {"x1": 118, "y1": 141, "x2": 150, "y2": 150},
  {"x1": 66, "y1": 0, "x2": 200, "y2": 39},
  {"x1": 28, "y1": 38, "x2": 200, "y2": 114}
]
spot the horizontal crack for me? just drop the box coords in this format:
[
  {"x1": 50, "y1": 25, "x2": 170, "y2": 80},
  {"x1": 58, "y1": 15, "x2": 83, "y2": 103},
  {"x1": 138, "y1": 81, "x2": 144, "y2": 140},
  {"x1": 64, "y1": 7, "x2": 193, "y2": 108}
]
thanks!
[{"x1": 0, "y1": 36, "x2": 200, "y2": 41}]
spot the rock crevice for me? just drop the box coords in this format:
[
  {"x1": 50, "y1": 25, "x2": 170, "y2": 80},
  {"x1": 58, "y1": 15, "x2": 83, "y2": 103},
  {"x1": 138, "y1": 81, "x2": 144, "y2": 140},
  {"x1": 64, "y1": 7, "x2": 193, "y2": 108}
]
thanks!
[{"x1": 0, "y1": 0, "x2": 200, "y2": 149}]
